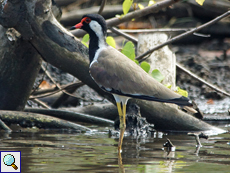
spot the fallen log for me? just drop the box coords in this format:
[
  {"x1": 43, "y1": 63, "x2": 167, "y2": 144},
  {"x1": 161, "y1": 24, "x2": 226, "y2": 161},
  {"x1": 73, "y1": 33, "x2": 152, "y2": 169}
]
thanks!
[
  {"x1": 0, "y1": 110, "x2": 91, "y2": 131},
  {"x1": 25, "y1": 108, "x2": 114, "y2": 126}
]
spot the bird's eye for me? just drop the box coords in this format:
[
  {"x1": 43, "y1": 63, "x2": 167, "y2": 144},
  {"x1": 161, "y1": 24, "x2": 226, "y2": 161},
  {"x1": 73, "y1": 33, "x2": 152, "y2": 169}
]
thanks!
[{"x1": 84, "y1": 18, "x2": 91, "y2": 24}]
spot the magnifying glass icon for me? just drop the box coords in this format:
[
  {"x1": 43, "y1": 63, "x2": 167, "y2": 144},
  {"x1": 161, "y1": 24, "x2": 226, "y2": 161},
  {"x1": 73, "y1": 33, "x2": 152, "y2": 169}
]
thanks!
[{"x1": 3, "y1": 154, "x2": 18, "y2": 170}]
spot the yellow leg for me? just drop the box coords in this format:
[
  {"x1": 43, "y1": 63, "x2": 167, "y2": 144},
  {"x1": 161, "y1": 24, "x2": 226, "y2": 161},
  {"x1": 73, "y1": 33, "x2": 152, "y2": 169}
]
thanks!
[
  {"x1": 116, "y1": 102, "x2": 123, "y2": 116},
  {"x1": 118, "y1": 150, "x2": 125, "y2": 173},
  {"x1": 116, "y1": 102, "x2": 127, "y2": 152}
]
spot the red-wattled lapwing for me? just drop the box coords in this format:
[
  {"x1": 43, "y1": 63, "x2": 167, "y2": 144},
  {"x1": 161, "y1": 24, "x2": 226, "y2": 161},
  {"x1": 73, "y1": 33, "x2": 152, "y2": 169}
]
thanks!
[{"x1": 70, "y1": 14, "x2": 193, "y2": 151}]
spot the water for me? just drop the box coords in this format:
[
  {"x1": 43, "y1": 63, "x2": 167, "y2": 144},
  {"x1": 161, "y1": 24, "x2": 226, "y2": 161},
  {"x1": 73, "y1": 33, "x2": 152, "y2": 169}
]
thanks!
[{"x1": 0, "y1": 123, "x2": 229, "y2": 173}]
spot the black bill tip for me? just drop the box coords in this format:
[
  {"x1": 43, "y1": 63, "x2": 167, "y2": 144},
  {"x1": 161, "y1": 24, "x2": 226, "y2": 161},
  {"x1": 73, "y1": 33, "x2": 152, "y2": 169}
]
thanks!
[{"x1": 69, "y1": 26, "x2": 76, "y2": 30}]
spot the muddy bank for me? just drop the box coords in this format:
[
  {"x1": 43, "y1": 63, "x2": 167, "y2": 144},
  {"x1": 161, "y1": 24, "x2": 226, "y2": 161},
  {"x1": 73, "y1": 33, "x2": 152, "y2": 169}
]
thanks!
[{"x1": 174, "y1": 39, "x2": 230, "y2": 116}]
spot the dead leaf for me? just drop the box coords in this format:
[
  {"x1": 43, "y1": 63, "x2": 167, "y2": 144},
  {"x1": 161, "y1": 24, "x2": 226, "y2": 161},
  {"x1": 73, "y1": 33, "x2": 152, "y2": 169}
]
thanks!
[{"x1": 206, "y1": 99, "x2": 214, "y2": 104}]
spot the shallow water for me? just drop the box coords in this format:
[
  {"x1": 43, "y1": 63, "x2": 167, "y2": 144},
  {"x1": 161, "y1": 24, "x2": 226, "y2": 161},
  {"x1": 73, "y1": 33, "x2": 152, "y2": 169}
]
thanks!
[{"x1": 0, "y1": 123, "x2": 229, "y2": 173}]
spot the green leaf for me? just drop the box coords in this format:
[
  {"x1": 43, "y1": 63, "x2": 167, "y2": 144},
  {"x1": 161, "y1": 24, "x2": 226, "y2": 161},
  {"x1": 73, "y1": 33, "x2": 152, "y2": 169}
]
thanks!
[
  {"x1": 134, "y1": 60, "x2": 139, "y2": 65},
  {"x1": 176, "y1": 86, "x2": 188, "y2": 97},
  {"x1": 151, "y1": 69, "x2": 165, "y2": 82},
  {"x1": 115, "y1": 14, "x2": 124, "y2": 19},
  {"x1": 165, "y1": 84, "x2": 172, "y2": 89},
  {"x1": 121, "y1": 41, "x2": 135, "y2": 60},
  {"x1": 106, "y1": 36, "x2": 116, "y2": 48},
  {"x1": 196, "y1": 0, "x2": 205, "y2": 6},
  {"x1": 148, "y1": 0, "x2": 156, "y2": 6},
  {"x1": 81, "y1": 34, "x2": 89, "y2": 47},
  {"x1": 123, "y1": 0, "x2": 133, "y2": 15},
  {"x1": 140, "y1": 61, "x2": 150, "y2": 73},
  {"x1": 138, "y1": 3, "x2": 145, "y2": 9}
]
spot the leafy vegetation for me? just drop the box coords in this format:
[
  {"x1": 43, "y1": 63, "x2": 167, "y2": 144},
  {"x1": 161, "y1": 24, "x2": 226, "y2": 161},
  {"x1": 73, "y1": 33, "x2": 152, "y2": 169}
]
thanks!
[
  {"x1": 140, "y1": 61, "x2": 150, "y2": 73},
  {"x1": 120, "y1": 41, "x2": 165, "y2": 83},
  {"x1": 121, "y1": 41, "x2": 135, "y2": 61},
  {"x1": 176, "y1": 87, "x2": 188, "y2": 97},
  {"x1": 196, "y1": 0, "x2": 205, "y2": 6},
  {"x1": 121, "y1": 0, "x2": 205, "y2": 20},
  {"x1": 81, "y1": 34, "x2": 89, "y2": 47},
  {"x1": 122, "y1": 0, "x2": 133, "y2": 15},
  {"x1": 151, "y1": 69, "x2": 165, "y2": 83},
  {"x1": 106, "y1": 36, "x2": 116, "y2": 48}
]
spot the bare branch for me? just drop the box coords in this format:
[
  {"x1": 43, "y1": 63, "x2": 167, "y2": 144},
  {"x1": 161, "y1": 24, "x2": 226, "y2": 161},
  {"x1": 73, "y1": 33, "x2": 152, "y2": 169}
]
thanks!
[
  {"x1": 30, "y1": 82, "x2": 84, "y2": 99},
  {"x1": 177, "y1": 63, "x2": 230, "y2": 97},
  {"x1": 110, "y1": 28, "x2": 194, "y2": 33},
  {"x1": 40, "y1": 65, "x2": 86, "y2": 101},
  {"x1": 98, "y1": 0, "x2": 107, "y2": 14},
  {"x1": 109, "y1": 27, "x2": 137, "y2": 43},
  {"x1": 136, "y1": 10, "x2": 230, "y2": 61},
  {"x1": 31, "y1": 98, "x2": 51, "y2": 109},
  {"x1": 71, "y1": 0, "x2": 181, "y2": 37},
  {"x1": 0, "y1": 119, "x2": 12, "y2": 132}
]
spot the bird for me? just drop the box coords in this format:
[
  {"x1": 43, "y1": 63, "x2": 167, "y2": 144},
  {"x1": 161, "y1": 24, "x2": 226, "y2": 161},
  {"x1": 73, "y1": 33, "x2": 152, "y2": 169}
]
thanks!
[{"x1": 70, "y1": 14, "x2": 193, "y2": 151}]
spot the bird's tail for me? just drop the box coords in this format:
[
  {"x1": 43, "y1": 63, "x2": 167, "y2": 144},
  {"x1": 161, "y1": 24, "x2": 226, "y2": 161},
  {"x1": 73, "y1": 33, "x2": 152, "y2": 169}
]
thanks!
[{"x1": 126, "y1": 94, "x2": 193, "y2": 107}]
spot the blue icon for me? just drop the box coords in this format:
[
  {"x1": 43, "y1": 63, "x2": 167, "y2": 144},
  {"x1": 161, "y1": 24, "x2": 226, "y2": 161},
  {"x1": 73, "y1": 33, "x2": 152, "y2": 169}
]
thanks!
[{"x1": 3, "y1": 154, "x2": 18, "y2": 170}]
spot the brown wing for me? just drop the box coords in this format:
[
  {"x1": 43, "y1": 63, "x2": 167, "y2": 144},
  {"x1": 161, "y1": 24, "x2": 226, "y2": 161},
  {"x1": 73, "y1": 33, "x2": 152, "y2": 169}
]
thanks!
[{"x1": 90, "y1": 46, "x2": 188, "y2": 103}]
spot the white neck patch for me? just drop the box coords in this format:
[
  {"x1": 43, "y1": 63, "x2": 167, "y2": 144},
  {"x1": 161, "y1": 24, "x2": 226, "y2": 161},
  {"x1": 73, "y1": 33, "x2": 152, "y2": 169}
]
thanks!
[{"x1": 89, "y1": 20, "x2": 106, "y2": 48}]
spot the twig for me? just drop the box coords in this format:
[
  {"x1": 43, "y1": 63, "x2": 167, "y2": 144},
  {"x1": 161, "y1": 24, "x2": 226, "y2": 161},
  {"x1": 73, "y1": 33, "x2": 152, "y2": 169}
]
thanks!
[
  {"x1": 41, "y1": 65, "x2": 59, "y2": 86},
  {"x1": 188, "y1": 132, "x2": 208, "y2": 147},
  {"x1": 177, "y1": 63, "x2": 230, "y2": 97},
  {"x1": 40, "y1": 65, "x2": 87, "y2": 101},
  {"x1": 0, "y1": 119, "x2": 12, "y2": 132},
  {"x1": 31, "y1": 98, "x2": 51, "y2": 109},
  {"x1": 31, "y1": 63, "x2": 48, "y2": 95},
  {"x1": 136, "y1": 10, "x2": 230, "y2": 61},
  {"x1": 98, "y1": 0, "x2": 107, "y2": 14},
  {"x1": 31, "y1": 82, "x2": 84, "y2": 96},
  {"x1": 188, "y1": 132, "x2": 202, "y2": 146},
  {"x1": 29, "y1": 83, "x2": 88, "y2": 102},
  {"x1": 109, "y1": 27, "x2": 137, "y2": 43},
  {"x1": 108, "y1": 28, "x2": 194, "y2": 33}
]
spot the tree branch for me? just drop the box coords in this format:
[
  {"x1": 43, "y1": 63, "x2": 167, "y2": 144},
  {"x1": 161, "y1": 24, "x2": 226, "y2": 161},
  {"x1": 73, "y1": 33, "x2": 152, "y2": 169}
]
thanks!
[
  {"x1": 176, "y1": 63, "x2": 230, "y2": 97},
  {"x1": 135, "y1": 10, "x2": 230, "y2": 61},
  {"x1": 71, "y1": 0, "x2": 181, "y2": 37},
  {"x1": 0, "y1": 119, "x2": 12, "y2": 132},
  {"x1": 98, "y1": 0, "x2": 107, "y2": 14}
]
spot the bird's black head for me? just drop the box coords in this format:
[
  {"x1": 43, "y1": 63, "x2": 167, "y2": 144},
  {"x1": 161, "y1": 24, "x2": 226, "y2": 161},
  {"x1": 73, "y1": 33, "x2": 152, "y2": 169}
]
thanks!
[
  {"x1": 70, "y1": 14, "x2": 108, "y2": 63},
  {"x1": 70, "y1": 14, "x2": 107, "y2": 37}
]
